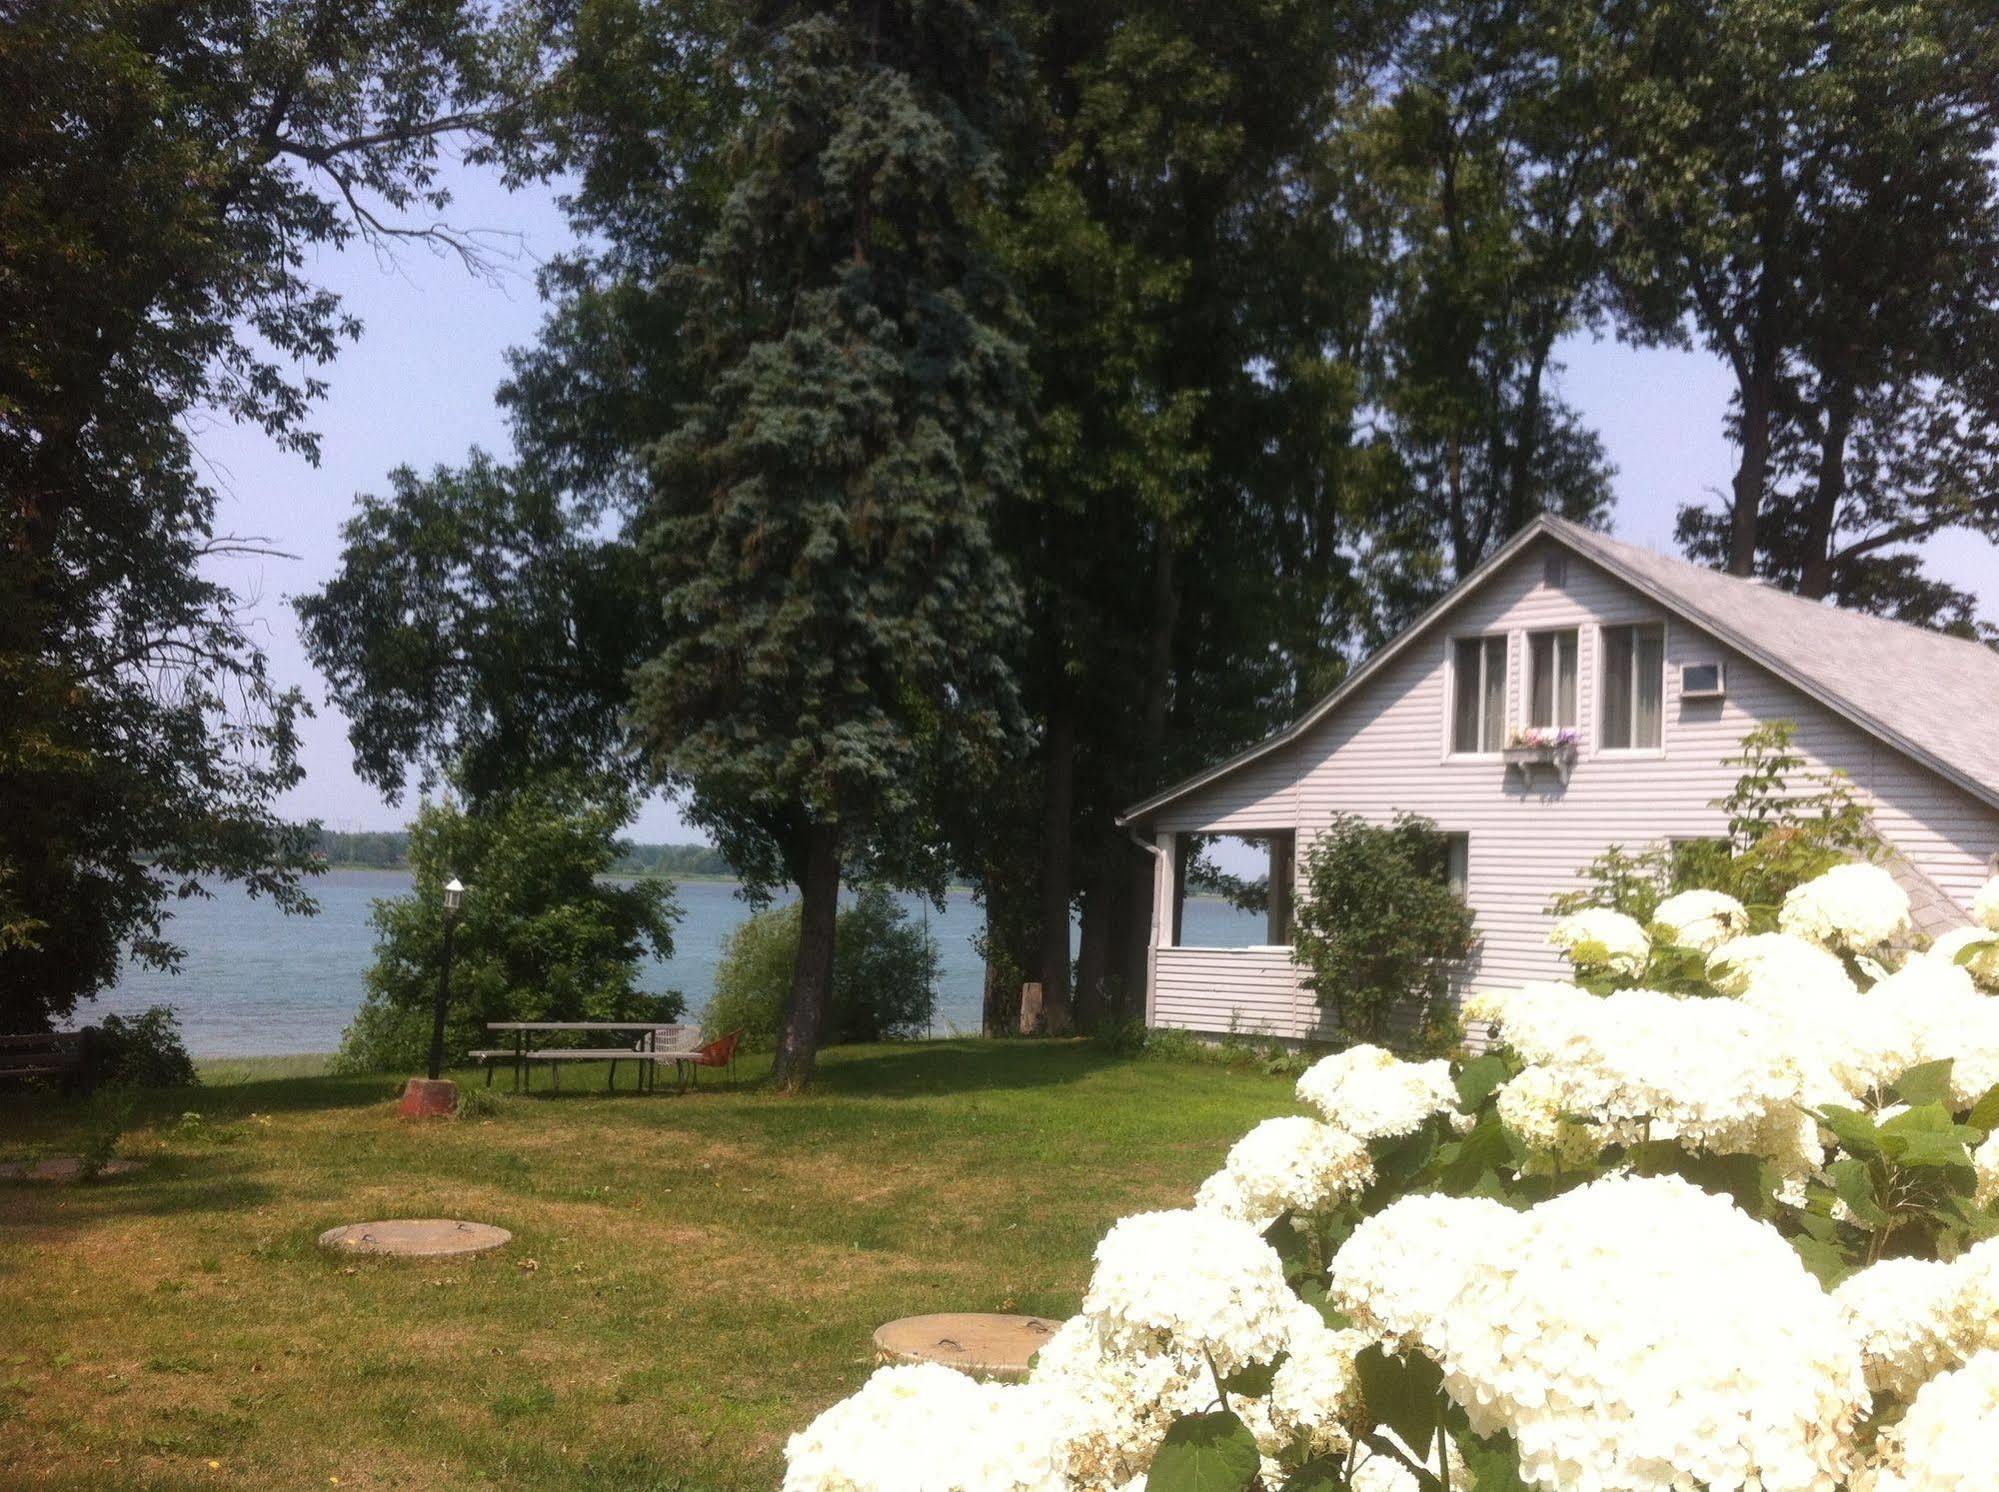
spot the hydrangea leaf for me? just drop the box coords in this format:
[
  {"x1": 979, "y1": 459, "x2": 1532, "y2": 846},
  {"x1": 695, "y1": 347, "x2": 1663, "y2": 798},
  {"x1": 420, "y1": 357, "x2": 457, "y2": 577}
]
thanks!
[
  {"x1": 1147, "y1": 1410, "x2": 1261, "y2": 1492},
  {"x1": 1355, "y1": 1345, "x2": 1443, "y2": 1456},
  {"x1": 1826, "y1": 1157, "x2": 1889, "y2": 1227},
  {"x1": 1892, "y1": 1059, "x2": 1956, "y2": 1109},
  {"x1": 1453, "y1": 1054, "x2": 1510, "y2": 1111},
  {"x1": 1818, "y1": 1105, "x2": 1884, "y2": 1159},
  {"x1": 1279, "y1": 1456, "x2": 1349, "y2": 1492},
  {"x1": 1221, "y1": 1356, "x2": 1281, "y2": 1399},
  {"x1": 1968, "y1": 1082, "x2": 1999, "y2": 1136},
  {"x1": 1454, "y1": 1427, "x2": 1531, "y2": 1492}
]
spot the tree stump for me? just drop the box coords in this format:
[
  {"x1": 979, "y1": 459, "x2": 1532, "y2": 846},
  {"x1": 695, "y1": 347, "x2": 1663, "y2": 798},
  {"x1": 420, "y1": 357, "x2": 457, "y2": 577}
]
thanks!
[{"x1": 398, "y1": 1077, "x2": 459, "y2": 1119}]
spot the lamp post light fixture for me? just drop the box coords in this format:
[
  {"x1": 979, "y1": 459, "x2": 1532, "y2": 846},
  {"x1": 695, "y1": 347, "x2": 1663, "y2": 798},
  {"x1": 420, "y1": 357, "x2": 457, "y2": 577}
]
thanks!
[{"x1": 426, "y1": 877, "x2": 466, "y2": 1082}]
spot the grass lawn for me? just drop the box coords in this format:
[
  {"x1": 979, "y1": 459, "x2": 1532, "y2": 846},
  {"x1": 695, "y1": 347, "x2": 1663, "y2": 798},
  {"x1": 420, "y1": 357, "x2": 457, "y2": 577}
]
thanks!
[{"x1": 0, "y1": 1040, "x2": 1298, "y2": 1489}]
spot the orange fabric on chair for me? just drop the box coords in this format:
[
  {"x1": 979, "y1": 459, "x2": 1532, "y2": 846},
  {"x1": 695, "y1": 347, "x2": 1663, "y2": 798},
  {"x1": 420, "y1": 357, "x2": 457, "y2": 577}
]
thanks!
[{"x1": 695, "y1": 1031, "x2": 741, "y2": 1068}]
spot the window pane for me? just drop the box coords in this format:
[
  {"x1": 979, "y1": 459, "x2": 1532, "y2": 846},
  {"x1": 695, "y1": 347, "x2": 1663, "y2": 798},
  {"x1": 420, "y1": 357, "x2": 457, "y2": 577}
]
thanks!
[
  {"x1": 1452, "y1": 638, "x2": 1483, "y2": 753},
  {"x1": 1556, "y1": 631, "x2": 1578, "y2": 728},
  {"x1": 1634, "y1": 623, "x2": 1665, "y2": 747},
  {"x1": 1530, "y1": 633, "x2": 1554, "y2": 727},
  {"x1": 1482, "y1": 636, "x2": 1507, "y2": 752},
  {"x1": 1445, "y1": 833, "x2": 1469, "y2": 896},
  {"x1": 1602, "y1": 626, "x2": 1633, "y2": 749}
]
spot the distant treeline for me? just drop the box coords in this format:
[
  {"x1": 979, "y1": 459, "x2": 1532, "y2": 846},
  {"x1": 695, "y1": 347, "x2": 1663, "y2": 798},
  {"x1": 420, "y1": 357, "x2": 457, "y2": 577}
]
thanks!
[{"x1": 313, "y1": 829, "x2": 733, "y2": 878}]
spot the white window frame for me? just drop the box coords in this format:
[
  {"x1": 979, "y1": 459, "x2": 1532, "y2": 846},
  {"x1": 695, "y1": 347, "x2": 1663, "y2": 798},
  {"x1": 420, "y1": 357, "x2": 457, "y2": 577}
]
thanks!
[
  {"x1": 1524, "y1": 627, "x2": 1580, "y2": 733},
  {"x1": 1444, "y1": 633, "x2": 1509, "y2": 759},
  {"x1": 1595, "y1": 618, "x2": 1669, "y2": 756}
]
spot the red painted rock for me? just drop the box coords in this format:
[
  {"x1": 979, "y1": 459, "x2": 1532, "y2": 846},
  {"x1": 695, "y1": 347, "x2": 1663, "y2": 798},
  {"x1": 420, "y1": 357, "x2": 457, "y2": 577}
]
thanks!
[{"x1": 398, "y1": 1077, "x2": 459, "y2": 1119}]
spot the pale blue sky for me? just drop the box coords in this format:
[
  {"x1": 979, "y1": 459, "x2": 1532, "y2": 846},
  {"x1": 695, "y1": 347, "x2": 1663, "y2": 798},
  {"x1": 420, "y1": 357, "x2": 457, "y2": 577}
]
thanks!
[{"x1": 198, "y1": 159, "x2": 1998, "y2": 842}]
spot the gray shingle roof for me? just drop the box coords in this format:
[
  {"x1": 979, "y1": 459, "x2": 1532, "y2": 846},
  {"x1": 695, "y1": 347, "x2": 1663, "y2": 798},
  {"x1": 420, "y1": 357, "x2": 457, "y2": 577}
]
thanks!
[
  {"x1": 1544, "y1": 517, "x2": 1999, "y2": 811},
  {"x1": 1122, "y1": 515, "x2": 1999, "y2": 823}
]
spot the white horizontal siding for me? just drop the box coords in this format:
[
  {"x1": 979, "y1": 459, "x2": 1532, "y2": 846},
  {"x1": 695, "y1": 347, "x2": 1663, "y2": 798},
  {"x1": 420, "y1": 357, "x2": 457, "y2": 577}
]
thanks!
[
  {"x1": 1153, "y1": 947, "x2": 1311, "y2": 1039},
  {"x1": 1152, "y1": 538, "x2": 1999, "y2": 1017}
]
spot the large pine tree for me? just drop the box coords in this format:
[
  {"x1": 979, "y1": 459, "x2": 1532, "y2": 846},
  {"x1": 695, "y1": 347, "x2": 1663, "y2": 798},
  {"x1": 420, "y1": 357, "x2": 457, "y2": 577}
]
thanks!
[{"x1": 629, "y1": 2, "x2": 1033, "y2": 1089}]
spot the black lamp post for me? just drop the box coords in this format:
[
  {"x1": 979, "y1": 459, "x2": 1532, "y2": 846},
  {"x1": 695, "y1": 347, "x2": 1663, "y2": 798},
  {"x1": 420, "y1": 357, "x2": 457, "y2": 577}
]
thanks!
[{"x1": 425, "y1": 877, "x2": 465, "y2": 1081}]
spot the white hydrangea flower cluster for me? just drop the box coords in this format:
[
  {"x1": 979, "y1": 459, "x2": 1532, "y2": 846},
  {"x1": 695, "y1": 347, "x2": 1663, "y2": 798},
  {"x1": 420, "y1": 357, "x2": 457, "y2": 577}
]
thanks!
[
  {"x1": 1650, "y1": 888, "x2": 1748, "y2": 952},
  {"x1": 1079, "y1": 1209, "x2": 1302, "y2": 1374},
  {"x1": 1868, "y1": 1348, "x2": 1999, "y2": 1492},
  {"x1": 1975, "y1": 874, "x2": 1999, "y2": 933},
  {"x1": 1928, "y1": 924, "x2": 1999, "y2": 989},
  {"x1": 1547, "y1": 906, "x2": 1649, "y2": 975},
  {"x1": 1467, "y1": 981, "x2": 1820, "y2": 1171},
  {"x1": 1866, "y1": 958, "x2": 1999, "y2": 1107},
  {"x1": 1777, "y1": 862, "x2": 1911, "y2": 955},
  {"x1": 1025, "y1": 1316, "x2": 1209, "y2": 1492},
  {"x1": 1194, "y1": 1115, "x2": 1374, "y2": 1229},
  {"x1": 781, "y1": 1362, "x2": 1070, "y2": 1492},
  {"x1": 1328, "y1": 1175, "x2": 1867, "y2": 1492},
  {"x1": 1294, "y1": 1043, "x2": 1459, "y2": 1140},
  {"x1": 1706, "y1": 931, "x2": 1858, "y2": 1000},
  {"x1": 1835, "y1": 1238, "x2": 1999, "y2": 1404},
  {"x1": 1264, "y1": 1319, "x2": 1372, "y2": 1461}
]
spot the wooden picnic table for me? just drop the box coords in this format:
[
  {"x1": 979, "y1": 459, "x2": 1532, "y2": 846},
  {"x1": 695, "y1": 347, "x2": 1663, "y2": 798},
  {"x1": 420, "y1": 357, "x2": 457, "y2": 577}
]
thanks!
[{"x1": 475, "y1": 1022, "x2": 704, "y2": 1095}]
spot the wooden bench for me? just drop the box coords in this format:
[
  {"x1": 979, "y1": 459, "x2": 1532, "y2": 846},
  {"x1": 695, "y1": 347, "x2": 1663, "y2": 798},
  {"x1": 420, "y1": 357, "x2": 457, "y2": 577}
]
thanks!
[
  {"x1": 0, "y1": 1031, "x2": 98, "y2": 1092},
  {"x1": 473, "y1": 1023, "x2": 704, "y2": 1094}
]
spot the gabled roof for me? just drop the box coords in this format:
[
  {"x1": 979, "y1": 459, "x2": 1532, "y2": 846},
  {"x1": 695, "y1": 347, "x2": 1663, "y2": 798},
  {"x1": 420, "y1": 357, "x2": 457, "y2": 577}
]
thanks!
[{"x1": 1120, "y1": 514, "x2": 1999, "y2": 824}]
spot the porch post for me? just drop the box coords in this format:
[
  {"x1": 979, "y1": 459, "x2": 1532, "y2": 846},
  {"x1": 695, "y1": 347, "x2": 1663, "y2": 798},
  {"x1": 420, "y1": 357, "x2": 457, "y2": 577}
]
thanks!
[
  {"x1": 1152, "y1": 831, "x2": 1178, "y2": 948},
  {"x1": 1266, "y1": 832, "x2": 1294, "y2": 945}
]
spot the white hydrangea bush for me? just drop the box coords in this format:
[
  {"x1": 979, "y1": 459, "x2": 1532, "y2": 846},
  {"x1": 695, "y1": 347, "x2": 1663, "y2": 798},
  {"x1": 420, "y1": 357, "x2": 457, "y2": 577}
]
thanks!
[{"x1": 785, "y1": 866, "x2": 1999, "y2": 1492}]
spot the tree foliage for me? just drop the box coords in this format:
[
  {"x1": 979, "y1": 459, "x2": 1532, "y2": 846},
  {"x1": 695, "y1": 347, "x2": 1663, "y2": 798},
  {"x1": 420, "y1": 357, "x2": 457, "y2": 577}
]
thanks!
[
  {"x1": 699, "y1": 886, "x2": 940, "y2": 1052},
  {"x1": 336, "y1": 773, "x2": 681, "y2": 1073},
  {"x1": 1598, "y1": 0, "x2": 1999, "y2": 631},
  {"x1": 1552, "y1": 721, "x2": 1888, "y2": 923},
  {"x1": 0, "y1": 0, "x2": 543, "y2": 1032},
  {"x1": 1293, "y1": 814, "x2": 1478, "y2": 1045}
]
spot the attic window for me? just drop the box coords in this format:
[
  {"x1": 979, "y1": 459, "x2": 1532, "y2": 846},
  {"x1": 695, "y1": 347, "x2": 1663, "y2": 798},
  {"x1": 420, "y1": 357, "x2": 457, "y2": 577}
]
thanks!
[{"x1": 1544, "y1": 552, "x2": 1568, "y2": 587}]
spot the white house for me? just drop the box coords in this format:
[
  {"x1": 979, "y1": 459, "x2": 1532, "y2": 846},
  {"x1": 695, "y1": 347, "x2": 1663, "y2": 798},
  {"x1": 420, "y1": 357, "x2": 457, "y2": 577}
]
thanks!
[{"x1": 1118, "y1": 516, "x2": 1999, "y2": 1041}]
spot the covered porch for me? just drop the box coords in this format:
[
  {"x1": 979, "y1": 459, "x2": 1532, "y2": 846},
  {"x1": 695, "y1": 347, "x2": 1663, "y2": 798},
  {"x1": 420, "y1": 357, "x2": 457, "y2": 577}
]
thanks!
[{"x1": 1144, "y1": 829, "x2": 1329, "y2": 1042}]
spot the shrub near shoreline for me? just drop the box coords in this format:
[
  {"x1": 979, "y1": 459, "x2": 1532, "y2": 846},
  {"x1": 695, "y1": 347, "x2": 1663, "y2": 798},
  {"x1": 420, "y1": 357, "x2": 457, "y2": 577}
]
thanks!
[{"x1": 783, "y1": 862, "x2": 1999, "y2": 1492}]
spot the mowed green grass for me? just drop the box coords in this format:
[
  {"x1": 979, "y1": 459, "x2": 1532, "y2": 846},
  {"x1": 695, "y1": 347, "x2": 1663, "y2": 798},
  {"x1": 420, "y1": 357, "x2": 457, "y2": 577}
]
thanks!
[{"x1": 0, "y1": 1040, "x2": 1298, "y2": 1489}]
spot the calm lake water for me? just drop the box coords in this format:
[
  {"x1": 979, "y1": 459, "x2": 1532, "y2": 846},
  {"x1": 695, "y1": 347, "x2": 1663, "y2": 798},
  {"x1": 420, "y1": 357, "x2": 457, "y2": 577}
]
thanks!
[{"x1": 91, "y1": 870, "x2": 1265, "y2": 1056}]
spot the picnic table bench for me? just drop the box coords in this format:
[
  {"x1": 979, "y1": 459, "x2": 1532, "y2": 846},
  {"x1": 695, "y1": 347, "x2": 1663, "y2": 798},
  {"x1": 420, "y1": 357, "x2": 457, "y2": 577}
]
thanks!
[
  {"x1": 0, "y1": 1031, "x2": 98, "y2": 1093},
  {"x1": 469, "y1": 1023, "x2": 738, "y2": 1094}
]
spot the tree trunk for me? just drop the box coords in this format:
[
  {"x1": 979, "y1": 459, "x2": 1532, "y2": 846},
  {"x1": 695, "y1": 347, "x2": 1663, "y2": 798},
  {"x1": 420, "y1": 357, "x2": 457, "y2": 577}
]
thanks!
[
  {"x1": 773, "y1": 820, "x2": 841, "y2": 1093},
  {"x1": 1798, "y1": 388, "x2": 1855, "y2": 600},
  {"x1": 1117, "y1": 529, "x2": 1179, "y2": 1008},
  {"x1": 1037, "y1": 699, "x2": 1075, "y2": 1031},
  {"x1": 1729, "y1": 370, "x2": 1774, "y2": 577},
  {"x1": 980, "y1": 869, "x2": 1033, "y2": 1036},
  {"x1": 1074, "y1": 864, "x2": 1113, "y2": 1030}
]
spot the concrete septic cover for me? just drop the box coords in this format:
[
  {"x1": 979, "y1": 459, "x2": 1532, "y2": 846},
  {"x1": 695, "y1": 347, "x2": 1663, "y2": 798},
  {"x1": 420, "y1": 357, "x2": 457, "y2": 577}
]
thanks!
[
  {"x1": 873, "y1": 1313, "x2": 1063, "y2": 1378},
  {"x1": 0, "y1": 1156, "x2": 142, "y2": 1181},
  {"x1": 317, "y1": 1219, "x2": 512, "y2": 1259}
]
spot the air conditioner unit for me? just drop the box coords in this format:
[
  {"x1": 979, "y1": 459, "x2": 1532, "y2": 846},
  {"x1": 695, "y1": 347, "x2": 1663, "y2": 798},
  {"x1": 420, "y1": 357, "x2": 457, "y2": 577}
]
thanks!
[{"x1": 1680, "y1": 661, "x2": 1726, "y2": 699}]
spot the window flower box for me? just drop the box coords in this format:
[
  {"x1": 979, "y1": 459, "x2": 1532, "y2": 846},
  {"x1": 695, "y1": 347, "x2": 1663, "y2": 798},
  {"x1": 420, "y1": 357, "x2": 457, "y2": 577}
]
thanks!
[{"x1": 1503, "y1": 729, "x2": 1578, "y2": 785}]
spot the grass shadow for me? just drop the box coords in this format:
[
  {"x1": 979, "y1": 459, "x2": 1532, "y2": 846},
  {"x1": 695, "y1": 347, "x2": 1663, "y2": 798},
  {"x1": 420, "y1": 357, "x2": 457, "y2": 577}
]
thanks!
[{"x1": 804, "y1": 1037, "x2": 1118, "y2": 1100}]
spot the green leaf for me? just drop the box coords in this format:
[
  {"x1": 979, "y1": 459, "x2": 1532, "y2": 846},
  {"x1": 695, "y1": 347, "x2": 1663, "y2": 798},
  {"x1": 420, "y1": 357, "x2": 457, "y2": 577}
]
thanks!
[
  {"x1": 1262, "y1": 1215, "x2": 1314, "y2": 1283},
  {"x1": 1952, "y1": 935, "x2": 1999, "y2": 969},
  {"x1": 1818, "y1": 1105, "x2": 1884, "y2": 1159},
  {"x1": 1967, "y1": 1082, "x2": 1999, "y2": 1136},
  {"x1": 1355, "y1": 1346, "x2": 1443, "y2": 1456},
  {"x1": 1892, "y1": 1060, "x2": 1956, "y2": 1109},
  {"x1": 1281, "y1": 1457, "x2": 1349, "y2": 1492},
  {"x1": 1146, "y1": 1411, "x2": 1261, "y2": 1492},
  {"x1": 1790, "y1": 1233, "x2": 1852, "y2": 1288},
  {"x1": 1370, "y1": 1124, "x2": 1440, "y2": 1195},
  {"x1": 1453, "y1": 1054, "x2": 1509, "y2": 1111},
  {"x1": 1826, "y1": 1157, "x2": 1888, "y2": 1226},
  {"x1": 1294, "y1": 1278, "x2": 1353, "y2": 1330},
  {"x1": 1221, "y1": 1357, "x2": 1280, "y2": 1399},
  {"x1": 1434, "y1": 1113, "x2": 1514, "y2": 1195},
  {"x1": 1454, "y1": 1427, "x2": 1531, "y2": 1492}
]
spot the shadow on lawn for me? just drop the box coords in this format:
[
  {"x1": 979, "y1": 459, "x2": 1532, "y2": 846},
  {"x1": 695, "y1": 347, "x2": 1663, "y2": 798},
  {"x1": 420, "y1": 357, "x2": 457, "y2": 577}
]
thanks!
[
  {"x1": 807, "y1": 1037, "x2": 1120, "y2": 1100},
  {"x1": 0, "y1": 1149, "x2": 278, "y2": 1243}
]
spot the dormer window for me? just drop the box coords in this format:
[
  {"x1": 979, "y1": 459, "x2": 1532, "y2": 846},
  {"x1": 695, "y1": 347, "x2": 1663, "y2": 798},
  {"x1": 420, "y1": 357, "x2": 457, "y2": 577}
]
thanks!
[{"x1": 1450, "y1": 635, "x2": 1507, "y2": 754}]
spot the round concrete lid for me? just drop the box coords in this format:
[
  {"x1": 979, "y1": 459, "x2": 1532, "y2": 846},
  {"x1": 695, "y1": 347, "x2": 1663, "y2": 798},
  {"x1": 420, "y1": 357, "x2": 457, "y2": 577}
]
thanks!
[
  {"x1": 872, "y1": 1313, "x2": 1064, "y2": 1378},
  {"x1": 0, "y1": 1156, "x2": 142, "y2": 1181},
  {"x1": 317, "y1": 1219, "x2": 512, "y2": 1258}
]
